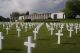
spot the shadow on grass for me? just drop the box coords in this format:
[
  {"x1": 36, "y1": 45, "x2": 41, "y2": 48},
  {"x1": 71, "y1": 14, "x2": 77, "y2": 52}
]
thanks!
[
  {"x1": 61, "y1": 42, "x2": 77, "y2": 45},
  {"x1": 8, "y1": 33, "x2": 17, "y2": 35},
  {"x1": 3, "y1": 48, "x2": 23, "y2": 51},
  {"x1": 37, "y1": 38, "x2": 50, "y2": 41}
]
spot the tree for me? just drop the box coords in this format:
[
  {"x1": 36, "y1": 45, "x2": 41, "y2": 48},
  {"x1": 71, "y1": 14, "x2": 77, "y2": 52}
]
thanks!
[
  {"x1": 0, "y1": 16, "x2": 10, "y2": 22},
  {"x1": 10, "y1": 12, "x2": 20, "y2": 21},
  {"x1": 26, "y1": 11, "x2": 29, "y2": 15},
  {"x1": 64, "y1": 0, "x2": 80, "y2": 19},
  {"x1": 0, "y1": 16, "x2": 4, "y2": 21}
]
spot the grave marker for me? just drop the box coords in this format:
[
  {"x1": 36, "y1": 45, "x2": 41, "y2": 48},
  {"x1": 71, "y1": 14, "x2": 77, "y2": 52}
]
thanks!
[
  {"x1": 24, "y1": 36, "x2": 35, "y2": 53},
  {"x1": 25, "y1": 25, "x2": 28, "y2": 32},
  {"x1": 55, "y1": 30, "x2": 63, "y2": 45},
  {"x1": 50, "y1": 26, "x2": 54, "y2": 35},
  {"x1": 68, "y1": 27, "x2": 74, "y2": 38},
  {"x1": 60, "y1": 25, "x2": 63, "y2": 32},
  {"x1": 0, "y1": 32, "x2": 4, "y2": 50},
  {"x1": 6, "y1": 26, "x2": 9, "y2": 35},
  {"x1": 17, "y1": 27, "x2": 21, "y2": 37},
  {"x1": 75, "y1": 26, "x2": 79, "y2": 34},
  {"x1": 33, "y1": 29, "x2": 38, "y2": 40}
]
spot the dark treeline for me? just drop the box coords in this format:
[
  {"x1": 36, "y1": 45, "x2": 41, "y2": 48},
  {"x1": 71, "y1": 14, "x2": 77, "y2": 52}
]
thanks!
[
  {"x1": 0, "y1": 16, "x2": 10, "y2": 22},
  {"x1": 64, "y1": 0, "x2": 80, "y2": 19},
  {"x1": 10, "y1": 11, "x2": 29, "y2": 20}
]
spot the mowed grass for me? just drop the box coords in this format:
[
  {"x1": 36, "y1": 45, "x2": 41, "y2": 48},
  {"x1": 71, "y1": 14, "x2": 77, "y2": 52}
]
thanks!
[{"x1": 0, "y1": 21, "x2": 80, "y2": 53}]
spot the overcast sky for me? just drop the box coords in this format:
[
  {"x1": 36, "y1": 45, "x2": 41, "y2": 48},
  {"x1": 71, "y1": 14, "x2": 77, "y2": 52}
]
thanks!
[{"x1": 0, "y1": 0, "x2": 67, "y2": 17}]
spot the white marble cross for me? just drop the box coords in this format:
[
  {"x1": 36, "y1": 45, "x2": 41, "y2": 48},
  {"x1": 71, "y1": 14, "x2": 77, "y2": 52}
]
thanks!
[
  {"x1": 16, "y1": 24, "x2": 19, "y2": 29},
  {"x1": 68, "y1": 27, "x2": 74, "y2": 38},
  {"x1": 0, "y1": 32, "x2": 4, "y2": 50},
  {"x1": 17, "y1": 27, "x2": 21, "y2": 37},
  {"x1": 50, "y1": 26, "x2": 54, "y2": 36},
  {"x1": 55, "y1": 24, "x2": 58, "y2": 30},
  {"x1": 33, "y1": 29, "x2": 38, "y2": 40},
  {"x1": 3, "y1": 24, "x2": 5, "y2": 29},
  {"x1": 31, "y1": 23, "x2": 34, "y2": 28},
  {"x1": 55, "y1": 30, "x2": 63, "y2": 45},
  {"x1": 46, "y1": 23, "x2": 50, "y2": 31},
  {"x1": 75, "y1": 26, "x2": 79, "y2": 34},
  {"x1": 20, "y1": 23, "x2": 24, "y2": 29},
  {"x1": 24, "y1": 36, "x2": 35, "y2": 53},
  {"x1": 66, "y1": 24, "x2": 69, "y2": 30},
  {"x1": 6, "y1": 26, "x2": 9, "y2": 35},
  {"x1": 8, "y1": 23, "x2": 11, "y2": 28},
  {"x1": 29, "y1": 24, "x2": 32, "y2": 29},
  {"x1": 25, "y1": 25, "x2": 28, "y2": 32},
  {"x1": 60, "y1": 25, "x2": 63, "y2": 32},
  {"x1": 53, "y1": 23, "x2": 56, "y2": 28}
]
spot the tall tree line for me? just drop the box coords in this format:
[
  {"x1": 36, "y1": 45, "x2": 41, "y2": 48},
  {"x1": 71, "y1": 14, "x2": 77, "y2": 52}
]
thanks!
[
  {"x1": 0, "y1": 16, "x2": 10, "y2": 22},
  {"x1": 64, "y1": 0, "x2": 80, "y2": 19},
  {"x1": 10, "y1": 11, "x2": 29, "y2": 21}
]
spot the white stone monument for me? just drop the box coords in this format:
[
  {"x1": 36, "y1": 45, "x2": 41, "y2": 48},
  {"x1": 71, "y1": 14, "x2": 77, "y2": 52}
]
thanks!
[
  {"x1": 29, "y1": 24, "x2": 32, "y2": 29},
  {"x1": 75, "y1": 26, "x2": 79, "y2": 34},
  {"x1": 25, "y1": 26, "x2": 28, "y2": 32},
  {"x1": 33, "y1": 29, "x2": 38, "y2": 40},
  {"x1": 16, "y1": 24, "x2": 19, "y2": 29},
  {"x1": 66, "y1": 24, "x2": 69, "y2": 30},
  {"x1": 55, "y1": 30, "x2": 63, "y2": 45},
  {"x1": 50, "y1": 26, "x2": 54, "y2": 36},
  {"x1": 46, "y1": 23, "x2": 50, "y2": 31},
  {"x1": 60, "y1": 25, "x2": 63, "y2": 32},
  {"x1": 68, "y1": 27, "x2": 74, "y2": 38},
  {"x1": 20, "y1": 23, "x2": 24, "y2": 29},
  {"x1": 3, "y1": 24, "x2": 5, "y2": 29},
  {"x1": 0, "y1": 32, "x2": 4, "y2": 50},
  {"x1": 17, "y1": 27, "x2": 21, "y2": 37},
  {"x1": 24, "y1": 36, "x2": 35, "y2": 53},
  {"x1": 6, "y1": 26, "x2": 9, "y2": 35}
]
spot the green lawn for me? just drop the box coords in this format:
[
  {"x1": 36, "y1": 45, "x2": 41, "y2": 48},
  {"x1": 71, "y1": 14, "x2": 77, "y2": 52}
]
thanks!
[{"x1": 0, "y1": 20, "x2": 80, "y2": 53}]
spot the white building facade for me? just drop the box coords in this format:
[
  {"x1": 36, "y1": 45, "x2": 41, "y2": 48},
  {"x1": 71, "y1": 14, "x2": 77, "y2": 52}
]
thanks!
[
  {"x1": 24, "y1": 13, "x2": 51, "y2": 20},
  {"x1": 51, "y1": 12, "x2": 65, "y2": 19},
  {"x1": 18, "y1": 12, "x2": 65, "y2": 20},
  {"x1": 19, "y1": 16, "x2": 25, "y2": 20}
]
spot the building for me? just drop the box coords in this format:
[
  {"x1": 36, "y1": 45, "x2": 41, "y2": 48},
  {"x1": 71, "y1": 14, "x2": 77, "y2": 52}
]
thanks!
[
  {"x1": 76, "y1": 15, "x2": 80, "y2": 18},
  {"x1": 19, "y1": 16, "x2": 25, "y2": 20},
  {"x1": 51, "y1": 12, "x2": 65, "y2": 19},
  {"x1": 18, "y1": 12, "x2": 65, "y2": 20},
  {"x1": 24, "y1": 13, "x2": 51, "y2": 20}
]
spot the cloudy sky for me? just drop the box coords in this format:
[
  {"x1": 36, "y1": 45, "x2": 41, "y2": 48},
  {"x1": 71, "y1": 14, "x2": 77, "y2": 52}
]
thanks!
[{"x1": 0, "y1": 0, "x2": 67, "y2": 17}]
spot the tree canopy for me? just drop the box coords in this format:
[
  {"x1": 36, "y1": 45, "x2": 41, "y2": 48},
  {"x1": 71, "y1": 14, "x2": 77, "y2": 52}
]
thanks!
[
  {"x1": 10, "y1": 11, "x2": 29, "y2": 21},
  {"x1": 10, "y1": 12, "x2": 20, "y2": 18},
  {"x1": 10, "y1": 12, "x2": 20, "y2": 21},
  {"x1": 64, "y1": 0, "x2": 80, "y2": 19},
  {"x1": 0, "y1": 16, "x2": 10, "y2": 22},
  {"x1": 26, "y1": 11, "x2": 29, "y2": 15}
]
